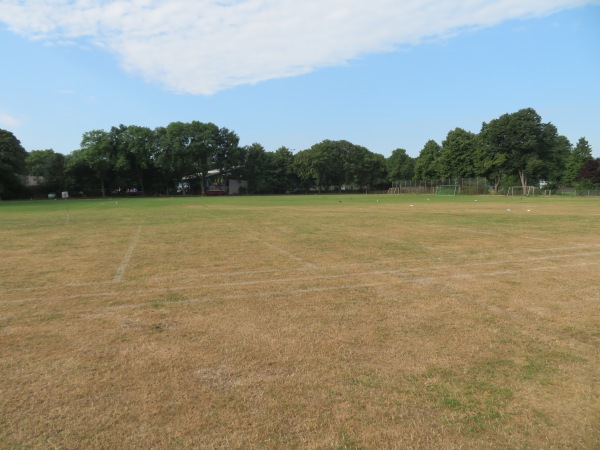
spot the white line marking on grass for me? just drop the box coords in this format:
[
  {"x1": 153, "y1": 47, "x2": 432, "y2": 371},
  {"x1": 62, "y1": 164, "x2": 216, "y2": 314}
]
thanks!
[
  {"x1": 419, "y1": 223, "x2": 499, "y2": 236},
  {"x1": 19, "y1": 252, "x2": 600, "y2": 305},
  {"x1": 358, "y1": 232, "x2": 410, "y2": 243},
  {"x1": 250, "y1": 236, "x2": 317, "y2": 269},
  {"x1": 204, "y1": 209, "x2": 316, "y2": 269},
  {"x1": 5, "y1": 243, "x2": 598, "y2": 294},
  {"x1": 79, "y1": 260, "x2": 600, "y2": 320},
  {"x1": 113, "y1": 223, "x2": 144, "y2": 283},
  {"x1": 357, "y1": 231, "x2": 454, "y2": 253}
]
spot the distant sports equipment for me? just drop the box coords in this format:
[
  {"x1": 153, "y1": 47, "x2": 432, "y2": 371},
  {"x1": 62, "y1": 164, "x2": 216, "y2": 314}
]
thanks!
[
  {"x1": 506, "y1": 186, "x2": 536, "y2": 196},
  {"x1": 435, "y1": 185, "x2": 459, "y2": 196}
]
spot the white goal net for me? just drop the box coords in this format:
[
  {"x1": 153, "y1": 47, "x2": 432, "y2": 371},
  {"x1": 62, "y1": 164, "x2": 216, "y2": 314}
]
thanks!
[
  {"x1": 506, "y1": 186, "x2": 536, "y2": 196},
  {"x1": 435, "y1": 185, "x2": 459, "y2": 196}
]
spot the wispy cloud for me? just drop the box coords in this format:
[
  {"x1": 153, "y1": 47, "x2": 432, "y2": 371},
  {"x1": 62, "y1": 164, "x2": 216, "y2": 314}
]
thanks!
[
  {"x1": 0, "y1": 0, "x2": 596, "y2": 94},
  {"x1": 0, "y1": 110, "x2": 21, "y2": 128}
]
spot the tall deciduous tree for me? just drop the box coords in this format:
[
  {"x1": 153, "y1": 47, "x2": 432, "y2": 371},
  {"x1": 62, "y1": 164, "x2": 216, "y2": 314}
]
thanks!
[
  {"x1": 0, "y1": 129, "x2": 28, "y2": 197},
  {"x1": 80, "y1": 129, "x2": 112, "y2": 196},
  {"x1": 162, "y1": 121, "x2": 240, "y2": 195},
  {"x1": 477, "y1": 124, "x2": 507, "y2": 193},
  {"x1": 292, "y1": 148, "x2": 317, "y2": 193},
  {"x1": 64, "y1": 149, "x2": 98, "y2": 195},
  {"x1": 214, "y1": 126, "x2": 243, "y2": 172},
  {"x1": 578, "y1": 158, "x2": 600, "y2": 186},
  {"x1": 343, "y1": 142, "x2": 386, "y2": 190},
  {"x1": 307, "y1": 140, "x2": 346, "y2": 192},
  {"x1": 271, "y1": 146, "x2": 298, "y2": 194},
  {"x1": 413, "y1": 140, "x2": 441, "y2": 180},
  {"x1": 115, "y1": 125, "x2": 156, "y2": 193},
  {"x1": 25, "y1": 149, "x2": 66, "y2": 192},
  {"x1": 293, "y1": 140, "x2": 385, "y2": 192},
  {"x1": 542, "y1": 124, "x2": 571, "y2": 185},
  {"x1": 563, "y1": 137, "x2": 592, "y2": 185},
  {"x1": 154, "y1": 126, "x2": 177, "y2": 195},
  {"x1": 438, "y1": 128, "x2": 479, "y2": 179},
  {"x1": 386, "y1": 148, "x2": 414, "y2": 181},
  {"x1": 481, "y1": 108, "x2": 554, "y2": 191},
  {"x1": 163, "y1": 121, "x2": 212, "y2": 195},
  {"x1": 240, "y1": 143, "x2": 272, "y2": 194}
]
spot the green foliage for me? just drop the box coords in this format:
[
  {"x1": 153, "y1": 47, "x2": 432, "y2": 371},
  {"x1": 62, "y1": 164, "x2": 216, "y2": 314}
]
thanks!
[
  {"x1": 0, "y1": 129, "x2": 28, "y2": 198},
  {"x1": 577, "y1": 158, "x2": 600, "y2": 186},
  {"x1": 480, "y1": 108, "x2": 559, "y2": 190},
  {"x1": 25, "y1": 149, "x2": 66, "y2": 193},
  {"x1": 564, "y1": 137, "x2": 593, "y2": 184},
  {"x1": 413, "y1": 139, "x2": 441, "y2": 180},
  {"x1": 386, "y1": 148, "x2": 414, "y2": 181},
  {"x1": 77, "y1": 129, "x2": 113, "y2": 196},
  {"x1": 291, "y1": 148, "x2": 316, "y2": 192},
  {"x1": 544, "y1": 130, "x2": 571, "y2": 183},
  {"x1": 438, "y1": 128, "x2": 479, "y2": 179},
  {"x1": 292, "y1": 140, "x2": 387, "y2": 192},
  {"x1": 5, "y1": 107, "x2": 594, "y2": 198},
  {"x1": 240, "y1": 143, "x2": 271, "y2": 194},
  {"x1": 271, "y1": 146, "x2": 299, "y2": 193}
]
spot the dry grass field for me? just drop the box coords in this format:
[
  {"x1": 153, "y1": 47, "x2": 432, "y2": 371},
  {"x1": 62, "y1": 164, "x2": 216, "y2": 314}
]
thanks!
[{"x1": 1, "y1": 194, "x2": 599, "y2": 449}]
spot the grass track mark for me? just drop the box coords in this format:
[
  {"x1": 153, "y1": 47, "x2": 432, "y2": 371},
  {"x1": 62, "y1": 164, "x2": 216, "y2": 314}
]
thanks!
[{"x1": 113, "y1": 222, "x2": 144, "y2": 283}]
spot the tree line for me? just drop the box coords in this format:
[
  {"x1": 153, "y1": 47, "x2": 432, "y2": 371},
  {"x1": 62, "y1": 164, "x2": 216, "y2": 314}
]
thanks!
[{"x1": 1, "y1": 107, "x2": 598, "y2": 199}]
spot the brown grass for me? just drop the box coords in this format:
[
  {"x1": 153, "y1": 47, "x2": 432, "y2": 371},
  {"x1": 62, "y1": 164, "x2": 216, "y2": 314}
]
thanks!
[{"x1": 1, "y1": 195, "x2": 599, "y2": 448}]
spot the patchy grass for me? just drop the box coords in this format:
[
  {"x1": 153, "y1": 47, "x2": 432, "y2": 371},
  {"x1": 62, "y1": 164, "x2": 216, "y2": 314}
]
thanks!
[{"x1": 1, "y1": 194, "x2": 599, "y2": 448}]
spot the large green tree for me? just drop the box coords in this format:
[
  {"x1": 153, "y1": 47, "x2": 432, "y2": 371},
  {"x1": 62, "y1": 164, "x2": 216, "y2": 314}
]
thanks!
[
  {"x1": 343, "y1": 143, "x2": 387, "y2": 190},
  {"x1": 307, "y1": 140, "x2": 347, "y2": 192},
  {"x1": 542, "y1": 124, "x2": 571, "y2": 186},
  {"x1": 153, "y1": 126, "x2": 177, "y2": 195},
  {"x1": 292, "y1": 148, "x2": 317, "y2": 193},
  {"x1": 110, "y1": 125, "x2": 156, "y2": 194},
  {"x1": 240, "y1": 143, "x2": 273, "y2": 194},
  {"x1": 386, "y1": 148, "x2": 414, "y2": 181},
  {"x1": 480, "y1": 108, "x2": 555, "y2": 191},
  {"x1": 413, "y1": 140, "x2": 441, "y2": 180},
  {"x1": 79, "y1": 129, "x2": 113, "y2": 196},
  {"x1": 213, "y1": 126, "x2": 243, "y2": 173},
  {"x1": 293, "y1": 140, "x2": 385, "y2": 192},
  {"x1": 64, "y1": 149, "x2": 98, "y2": 195},
  {"x1": 438, "y1": 128, "x2": 479, "y2": 179},
  {"x1": 0, "y1": 129, "x2": 28, "y2": 197},
  {"x1": 577, "y1": 158, "x2": 600, "y2": 186},
  {"x1": 163, "y1": 121, "x2": 213, "y2": 195},
  {"x1": 25, "y1": 149, "x2": 66, "y2": 193},
  {"x1": 563, "y1": 137, "x2": 593, "y2": 185},
  {"x1": 271, "y1": 146, "x2": 298, "y2": 194},
  {"x1": 161, "y1": 121, "x2": 240, "y2": 195},
  {"x1": 475, "y1": 129, "x2": 507, "y2": 194}
]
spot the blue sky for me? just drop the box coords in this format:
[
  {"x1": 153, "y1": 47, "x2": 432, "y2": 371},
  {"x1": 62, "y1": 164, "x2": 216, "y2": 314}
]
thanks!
[{"x1": 1, "y1": 1, "x2": 599, "y2": 158}]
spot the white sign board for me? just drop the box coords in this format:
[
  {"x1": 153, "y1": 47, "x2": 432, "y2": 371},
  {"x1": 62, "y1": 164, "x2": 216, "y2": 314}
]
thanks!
[{"x1": 62, "y1": 191, "x2": 69, "y2": 199}]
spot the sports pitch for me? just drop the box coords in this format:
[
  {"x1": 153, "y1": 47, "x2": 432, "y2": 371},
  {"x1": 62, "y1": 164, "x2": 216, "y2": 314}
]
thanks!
[{"x1": 1, "y1": 195, "x2": 599, "y2": 448}]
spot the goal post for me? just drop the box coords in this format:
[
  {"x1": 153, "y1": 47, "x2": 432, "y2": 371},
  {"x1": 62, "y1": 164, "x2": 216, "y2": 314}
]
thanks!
[
  {"x1": 435, "y1": 185, "x2": 459, "y2": 196},
  {"x1": 506, "y1": 186, "x2": 536, "y2": 196}
]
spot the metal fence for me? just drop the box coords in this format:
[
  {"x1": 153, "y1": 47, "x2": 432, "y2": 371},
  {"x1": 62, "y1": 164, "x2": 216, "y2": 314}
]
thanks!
[
  {"x1": 387, "y1": 179, "x2": 600, "y2": 196},
  {"x1": 388, "y1": 178, "x2": 490, "y2": 195},
  {"x1": 552, "y1": 188, "x2": 600, "y2": 197}
]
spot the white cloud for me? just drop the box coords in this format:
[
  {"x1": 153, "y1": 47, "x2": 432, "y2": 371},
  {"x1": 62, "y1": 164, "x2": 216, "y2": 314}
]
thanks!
[
  {"x1": 0, "y1": 111, "x2": 21, "y2": 128},
  {"x1": 0, "y1": 0, "x2": 597, "y2": 94}
]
